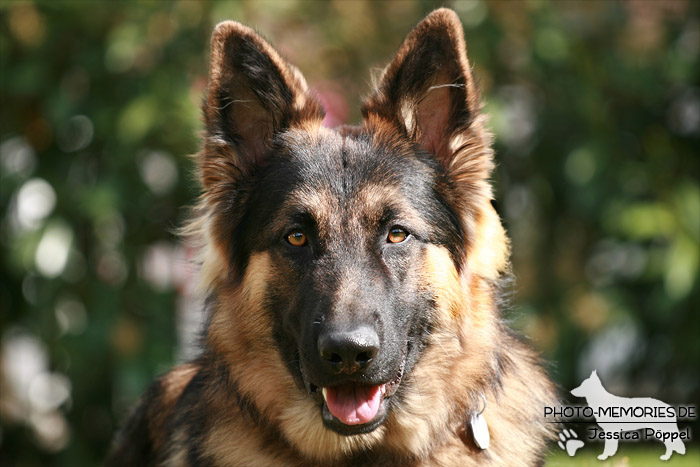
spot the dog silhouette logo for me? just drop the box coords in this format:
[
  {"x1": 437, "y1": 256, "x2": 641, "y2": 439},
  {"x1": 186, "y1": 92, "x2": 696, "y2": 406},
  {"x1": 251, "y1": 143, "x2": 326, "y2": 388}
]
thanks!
[{"x1": 571, "y1": 370, "x2": 686, "y2": 461}]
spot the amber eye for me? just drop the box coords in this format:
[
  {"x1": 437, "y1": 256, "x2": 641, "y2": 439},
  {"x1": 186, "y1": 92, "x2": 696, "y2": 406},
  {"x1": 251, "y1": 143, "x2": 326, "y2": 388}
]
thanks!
[
  {"x1": 387, "y1": 226, "x2": 408, "y2": 244},
  {"x1": 286, "y1": 230, "x2": 307, "y2": 247}
]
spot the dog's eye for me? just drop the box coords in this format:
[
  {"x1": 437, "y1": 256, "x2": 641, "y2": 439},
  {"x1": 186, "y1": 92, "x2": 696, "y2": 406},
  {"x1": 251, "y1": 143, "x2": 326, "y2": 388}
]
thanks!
[
  {"x1": 387, "y1": 226, "x2": 408, "y2": 244},
  {"x1": 286, "y1": 229, "x2": 307, "y2": 247}
]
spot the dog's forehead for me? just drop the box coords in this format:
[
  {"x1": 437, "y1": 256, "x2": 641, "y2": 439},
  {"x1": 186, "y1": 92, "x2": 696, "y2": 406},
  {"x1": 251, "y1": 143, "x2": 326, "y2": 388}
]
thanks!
[
  {"x1": 272, "y1": 127, "x2": 432, "y2": 232},
  {"x1": 279, "y1": 129, "x2": 379, "y2": 194},
  {"x1": 282, "y1": 128, "x2": 373, "y2": 170}
]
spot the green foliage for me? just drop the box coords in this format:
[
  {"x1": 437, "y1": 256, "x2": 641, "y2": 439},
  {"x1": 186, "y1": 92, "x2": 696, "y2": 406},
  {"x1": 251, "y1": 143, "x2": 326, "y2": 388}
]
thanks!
[{"x1": 1, "y1": 1, "x2": 698, "y2": 465}]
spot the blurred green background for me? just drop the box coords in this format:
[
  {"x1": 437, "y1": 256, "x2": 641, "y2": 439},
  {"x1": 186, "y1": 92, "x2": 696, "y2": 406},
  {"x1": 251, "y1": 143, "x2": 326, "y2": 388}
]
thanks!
[{"x1": 1, "y1": 0, "x2": 698, "y2": 465}]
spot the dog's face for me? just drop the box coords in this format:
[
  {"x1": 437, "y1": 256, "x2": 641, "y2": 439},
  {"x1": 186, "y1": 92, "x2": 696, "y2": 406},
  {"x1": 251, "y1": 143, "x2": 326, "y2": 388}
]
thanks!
[
  {"x1": 241, "y1": 128, "x2": 465, "y2": 434},
  {"x1": 196, "y1": 9, "x2": 510, "y2": 449}
]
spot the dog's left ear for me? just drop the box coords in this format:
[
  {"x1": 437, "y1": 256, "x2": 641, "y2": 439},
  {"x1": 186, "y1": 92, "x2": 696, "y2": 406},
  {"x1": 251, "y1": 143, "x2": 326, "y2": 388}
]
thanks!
[
  {"x1": 364, "y1": 9, "x2": 508, "y2": 279},
  {"x1": 363, "y1": 8, "x2": 490, "y2": 176}
]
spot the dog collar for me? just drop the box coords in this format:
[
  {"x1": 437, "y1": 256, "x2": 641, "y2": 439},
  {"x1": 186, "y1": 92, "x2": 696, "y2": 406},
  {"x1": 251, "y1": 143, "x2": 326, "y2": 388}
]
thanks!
[{"x1": 468, "y1": 393, "x2": 490, "y2": 450}]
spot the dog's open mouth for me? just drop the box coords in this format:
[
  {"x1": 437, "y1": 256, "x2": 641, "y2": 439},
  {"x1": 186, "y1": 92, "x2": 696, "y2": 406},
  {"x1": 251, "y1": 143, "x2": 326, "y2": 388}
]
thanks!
[
  {"x1": 307, "y1": 360, "x2": 405, "y2": 435},
  {"x1": 322, "y1": 384, "x2": 384, "y2": 425}
]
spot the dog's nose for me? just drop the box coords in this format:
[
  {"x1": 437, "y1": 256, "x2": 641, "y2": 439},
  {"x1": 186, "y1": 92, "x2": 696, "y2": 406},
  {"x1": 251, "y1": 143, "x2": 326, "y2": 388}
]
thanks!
[{"x1": 318, "y1": 326, "x2": 379, "y2": 374}]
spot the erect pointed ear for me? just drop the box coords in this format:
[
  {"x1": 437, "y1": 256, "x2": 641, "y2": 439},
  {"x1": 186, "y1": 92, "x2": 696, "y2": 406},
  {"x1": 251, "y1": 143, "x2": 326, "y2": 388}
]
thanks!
[
  {"x1": 362, "y1": 8, "x2": 490, "y2": 174},
  {"x1": 202, "y1": 21, "x2": 324, "y2": 189},
  {"x1": 364, "y1": 10, "x2": 508, "y2": 279}
]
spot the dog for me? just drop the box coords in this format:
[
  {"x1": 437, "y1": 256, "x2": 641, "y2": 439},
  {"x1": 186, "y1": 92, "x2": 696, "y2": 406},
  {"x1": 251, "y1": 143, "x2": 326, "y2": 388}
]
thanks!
[
  {"x1": 571, "y1": 370, "x2": 686, "y2": 461},
  {"x1": 107, "y1": 9, "x2": 558, "y2": 466}
]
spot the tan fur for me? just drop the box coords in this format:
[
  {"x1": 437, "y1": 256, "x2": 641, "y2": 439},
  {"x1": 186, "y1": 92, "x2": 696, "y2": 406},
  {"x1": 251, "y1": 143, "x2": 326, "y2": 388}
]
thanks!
[
  {"x1": 468, "y1": 205, "x2": 510, "y2": 280},
  {"x1": 146, "y1": 364, "x2": 198, "y2": 456},
  {"x1": 208, "y1": 254, "x2": 292, "y2": 422},
  {"x1": 273, "y1": 184, "x2": 338, "y2": 241},
  {"x1": 355, "y1": 183, "x2": 432, "y2": 235},
  {"x1": 163, "y1": 431, "x2": 188, "y2": 466}
]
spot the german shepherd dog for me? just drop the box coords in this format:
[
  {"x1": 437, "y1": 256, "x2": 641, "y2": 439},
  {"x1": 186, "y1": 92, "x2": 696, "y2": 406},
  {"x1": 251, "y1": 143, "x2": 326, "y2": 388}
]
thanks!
[{"x1": 107, "y1": 9, "x2": 558, "y2": 466}]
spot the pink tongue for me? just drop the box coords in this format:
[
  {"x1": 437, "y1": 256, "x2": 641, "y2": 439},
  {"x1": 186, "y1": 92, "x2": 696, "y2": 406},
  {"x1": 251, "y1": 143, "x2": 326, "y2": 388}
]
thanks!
[{"x1": 324, "y1": 384, "x2": 384, "y2": 425}]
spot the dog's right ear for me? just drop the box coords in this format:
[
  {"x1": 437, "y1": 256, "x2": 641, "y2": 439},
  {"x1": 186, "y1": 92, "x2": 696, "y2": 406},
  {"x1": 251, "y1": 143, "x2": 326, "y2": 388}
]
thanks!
[{"x1": 201, "y1": 21, "x2": 324, "y2": 190}]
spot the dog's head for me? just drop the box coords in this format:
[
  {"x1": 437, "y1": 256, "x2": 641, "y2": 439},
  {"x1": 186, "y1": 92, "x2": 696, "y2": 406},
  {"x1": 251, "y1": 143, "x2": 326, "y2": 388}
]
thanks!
[{"x1": 193, "y1": 8, "x2": 510, "y2": 458}]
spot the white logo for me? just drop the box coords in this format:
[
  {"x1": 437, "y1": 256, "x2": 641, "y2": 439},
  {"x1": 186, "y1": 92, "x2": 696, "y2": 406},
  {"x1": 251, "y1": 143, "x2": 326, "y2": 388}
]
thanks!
[
  {"x1": 557, "y1": 428, "x2": 584, "y2": 457},
  {"x1": 569, "y1": 370, "x2": 687, "y2": 461}
]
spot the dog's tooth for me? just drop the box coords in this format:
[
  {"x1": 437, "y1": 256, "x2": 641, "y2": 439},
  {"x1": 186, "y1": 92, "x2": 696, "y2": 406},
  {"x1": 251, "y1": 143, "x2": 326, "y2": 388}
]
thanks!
[{"x1": 322, "y1": 387, "x2": 327, "y2": 402}]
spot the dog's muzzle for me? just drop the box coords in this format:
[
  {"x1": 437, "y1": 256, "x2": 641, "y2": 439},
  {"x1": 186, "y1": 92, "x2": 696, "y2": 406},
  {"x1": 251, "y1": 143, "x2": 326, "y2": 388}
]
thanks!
[{"x1": 299, "y1": 325, "x2": 407, "y2": 435}]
